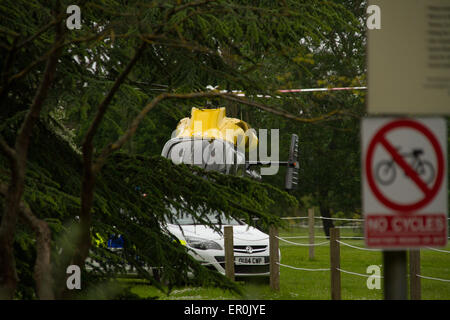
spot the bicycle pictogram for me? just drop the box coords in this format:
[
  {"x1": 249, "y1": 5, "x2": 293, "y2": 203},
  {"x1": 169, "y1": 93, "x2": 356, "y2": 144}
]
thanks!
[{"x1": 375, "y1": 147, "x2": 435, "y2": 186}]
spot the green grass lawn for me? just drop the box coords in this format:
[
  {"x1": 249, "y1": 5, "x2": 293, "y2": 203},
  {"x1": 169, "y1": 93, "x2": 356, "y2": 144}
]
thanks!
[{"x1": 127, "y1": 225, "x2": 450, "y2": 300}]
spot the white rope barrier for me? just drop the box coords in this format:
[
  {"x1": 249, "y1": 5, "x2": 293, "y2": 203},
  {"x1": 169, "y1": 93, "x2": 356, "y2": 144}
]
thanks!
[
  {"x1": 336, "y1": 240, "x2": 382, "y2": 252},
  {"x1": 340, "y1": 236, "x2": 365, "y2": 240},
  {"x1": 276, "y1": 262, "x2": 330, "y2": 272},
  {"x1": 292, "y1": 224, "x2": 362, "y2": 229},
  {"x1": 296, "y1": 225, "x2": 362, "y2": 229},
  {"x1": 210, "y1": 87, "x2": 367, "y2": 99},
  {"x1": 278, "y1": 87, "x2": 367, "y2": 93},
  {"x1": 276, "y1": 236, "x2": 329, "y2": 247},
  {"x1": 279, "y1": 235, "x2": 364, "y2": 240},
  {"x1": 279, "y1": 216, "x2": 364, "y2": 222},
  {"x1": 278, "y1": 235, "x2": 311, "y2": 239},
  {"x1": 271, "y1": 215, "x2": 450, "y2": 222},
  {"x1": 424, "y1": 247, "x2": 450, "y2": 254},
  {"x1": 337, "y1": 268, "x2": 383, "y2": 279},
  {"x1": 316, "y1": 216, "x2": 364, "y2": 222},
  {"x1": 416, "y1": 274, "x2": 450, "y2": 283},
  {"x1": 276, "y1": 264, "x2": 449, "y2": 284},
  {"x1": 335, "y1": 225, "x2": 362, "y2": 229}
]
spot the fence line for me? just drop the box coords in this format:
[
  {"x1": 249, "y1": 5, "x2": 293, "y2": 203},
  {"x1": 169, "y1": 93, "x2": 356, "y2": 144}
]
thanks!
[
  {"x1": 336, "y1": 240, "x2": 382, "y2": 252},
  {"x1": 424, "y1": 247, "x2": 450, "y2": 254},
  {"x1": 316, "y1": 216, "x2": 364, "y2": 222},
  {"x1": 339, "y1": 236, "x2": 365, "y2": 239},
  {"x1": 279, "y1": 216, "x2": 450, "y2": 221},
  {"x1": 268, "y1": 212, "x2": 450, "y2": 297},
  {"x1": 335, "y1": 225, "x2": 362, "y2": 229},
  {"x1": 296, "y1": 225, "x2": 361, "y2": 229},
  {"x1": 280, "y1": 216, "x2": 364, "y2": 222},
  {"x1": 276, "y1": 236, "x2": 329, "y2": 247},
  {"x1": 277, "y1": 263, "x2": 386, "y2": 281},
  {"x1": 280, "y1": 216, "x2": 450, "y2": 221},
  {"x1": 279, "y1": 263, "x2": 386, "y2": 280},
  {"x1": 416, "y1": 274, "x2": 450, "y2": 283},
  {"x1": 280, "y1": 235, "x2": 364, "y2": 240},
  {"x1": 277, "y1": 262, "x2": 330, "y2": 272},
  {"x1": 279, "y1": 235, "x2": 311, "y2": 239},
  {"x1": 337, "y1": 268, "x2": 383, "y2": 279}
]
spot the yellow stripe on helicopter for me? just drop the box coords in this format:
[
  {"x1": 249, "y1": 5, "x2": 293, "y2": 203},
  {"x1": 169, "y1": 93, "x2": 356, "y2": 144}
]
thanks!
[{"x1": 174, "y1": 107, "x2": 258, "y2": 152}]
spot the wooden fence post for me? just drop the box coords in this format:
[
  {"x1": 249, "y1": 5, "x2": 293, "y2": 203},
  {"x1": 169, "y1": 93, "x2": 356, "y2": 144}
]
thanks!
[
  {"x1": 269, "y1": 226, "x2": 280, "y2": 291},
  {"x1": 330, "y1": 228, "x2": 341, "y2": 300},
  {"x1": 224, "y1": 226, "x2": 234, "y2": 281},
  {"x1": 409, "y1": 249, "x2": 421, "y2": 300},
  {"x1": 308, "y1": 208, "x2": 315, "y2": 260}
]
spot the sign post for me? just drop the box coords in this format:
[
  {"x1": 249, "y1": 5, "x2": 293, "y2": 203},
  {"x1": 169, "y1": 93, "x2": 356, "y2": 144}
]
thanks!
[
  {"x1": 383, "y1": 251, "x2": 407, "y2": 300},
  {"x1": 362, "y1": 118, "x2": 447, "y2": 299},
  {"x1": 367, "y1": 0, "x2": 449, "y2": 300}
]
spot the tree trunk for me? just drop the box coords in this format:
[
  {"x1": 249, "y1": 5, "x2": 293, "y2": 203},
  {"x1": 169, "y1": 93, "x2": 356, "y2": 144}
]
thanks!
[
  {"x1": 18, "y1": 203, "x2": 54, "y2": 299},
  {"x1": 0, "y1": 183, "x2": 54, "y2": 299},
  {"x1": 0, "y1": 164, "x2": 23, "y2": 299},
  {"x1": 30, "y1": 218, "x2": 54, "y2": 300},
  {"x1": 0, "y1": 18, "x2": 63, "y2": 298},
  {"x1": 73, "y1": 166, "x2": 95, "y2": 268},
  {"x1": 319, "y1": 202, "x2": 334, "y2": 239},
  {"x1": 0, "y1": 232, "x2": 18, "y2": 299}
]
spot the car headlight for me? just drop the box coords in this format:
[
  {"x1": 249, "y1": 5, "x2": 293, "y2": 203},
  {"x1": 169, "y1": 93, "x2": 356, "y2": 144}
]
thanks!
[{"x1": 185, "y1": 236, "x2": 222, "y2": 250}]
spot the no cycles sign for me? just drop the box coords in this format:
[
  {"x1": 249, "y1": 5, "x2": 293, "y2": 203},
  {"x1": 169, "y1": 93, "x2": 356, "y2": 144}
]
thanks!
[{"x1": 362, "y1": 118, "x2": 448, "y2": 248}]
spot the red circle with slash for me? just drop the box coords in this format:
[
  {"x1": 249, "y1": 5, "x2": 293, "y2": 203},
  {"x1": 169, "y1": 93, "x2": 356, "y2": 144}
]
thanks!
[{"x1": 366, "y1": 119, "x2": 445, "y2": 212}]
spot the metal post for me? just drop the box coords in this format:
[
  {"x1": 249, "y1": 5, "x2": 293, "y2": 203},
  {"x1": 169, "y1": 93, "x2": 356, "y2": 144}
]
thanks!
[
  {"x1": 330, "y1": 228, "x2": 341, "y2": 300},
  {"x1": 224, "y1": 226, "x2": 234, "y2": 281},
  {"x1": 383, "y1": 250, "x2": 407, "y2": 300},
  {"x1": 308, "y1": 208, "x2": 315, "y2": 260},
  {"x1": 269, "y1": 226, "x2": 280, "y2": 291},
  {"x1": 409, "y1": 249, "x2": 421, "y2": 300}
]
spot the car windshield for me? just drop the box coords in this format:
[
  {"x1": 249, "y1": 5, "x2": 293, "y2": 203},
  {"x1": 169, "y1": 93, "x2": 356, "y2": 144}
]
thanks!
[{"x1": 166, "y1": 206, "x2": 242, "y2": 226}]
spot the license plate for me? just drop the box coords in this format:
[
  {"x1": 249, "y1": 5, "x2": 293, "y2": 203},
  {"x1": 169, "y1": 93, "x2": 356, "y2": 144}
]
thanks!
[{"x1": 235, "y1": 257, "x2": 264, "y2": 265}]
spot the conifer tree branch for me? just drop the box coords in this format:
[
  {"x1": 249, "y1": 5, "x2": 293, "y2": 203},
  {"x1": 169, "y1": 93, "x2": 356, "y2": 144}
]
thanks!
[
  {"x1": 0, "y1": 183, "x2": 54, "y2": 300},
  {"x1": 172, "y1": 0, "x2": 217, "y2": 14},
  {"x1": 74, "y1": 41, "x2": 147, "y2": 268},
  {"x1": 0, "y1": 137, "x2": 17, "y2": 165},
  {"x1": 0, "y1": 11, "x2": 65, "y2": 299},
  {"x1": 0, "y1": 36, "x2": 19, "y2": 101},
  {"x1": 16, "y1": 12, "x2": 66, "y2": 50},
  {"x1": 6, "y1": 28, "x2": 116, "y2": 85}
]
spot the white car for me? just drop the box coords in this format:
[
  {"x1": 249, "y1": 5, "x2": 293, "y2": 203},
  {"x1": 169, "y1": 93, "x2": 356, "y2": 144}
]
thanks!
[{"x1": 165, "y1": 212, "x2": 271, "y2": 277}]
